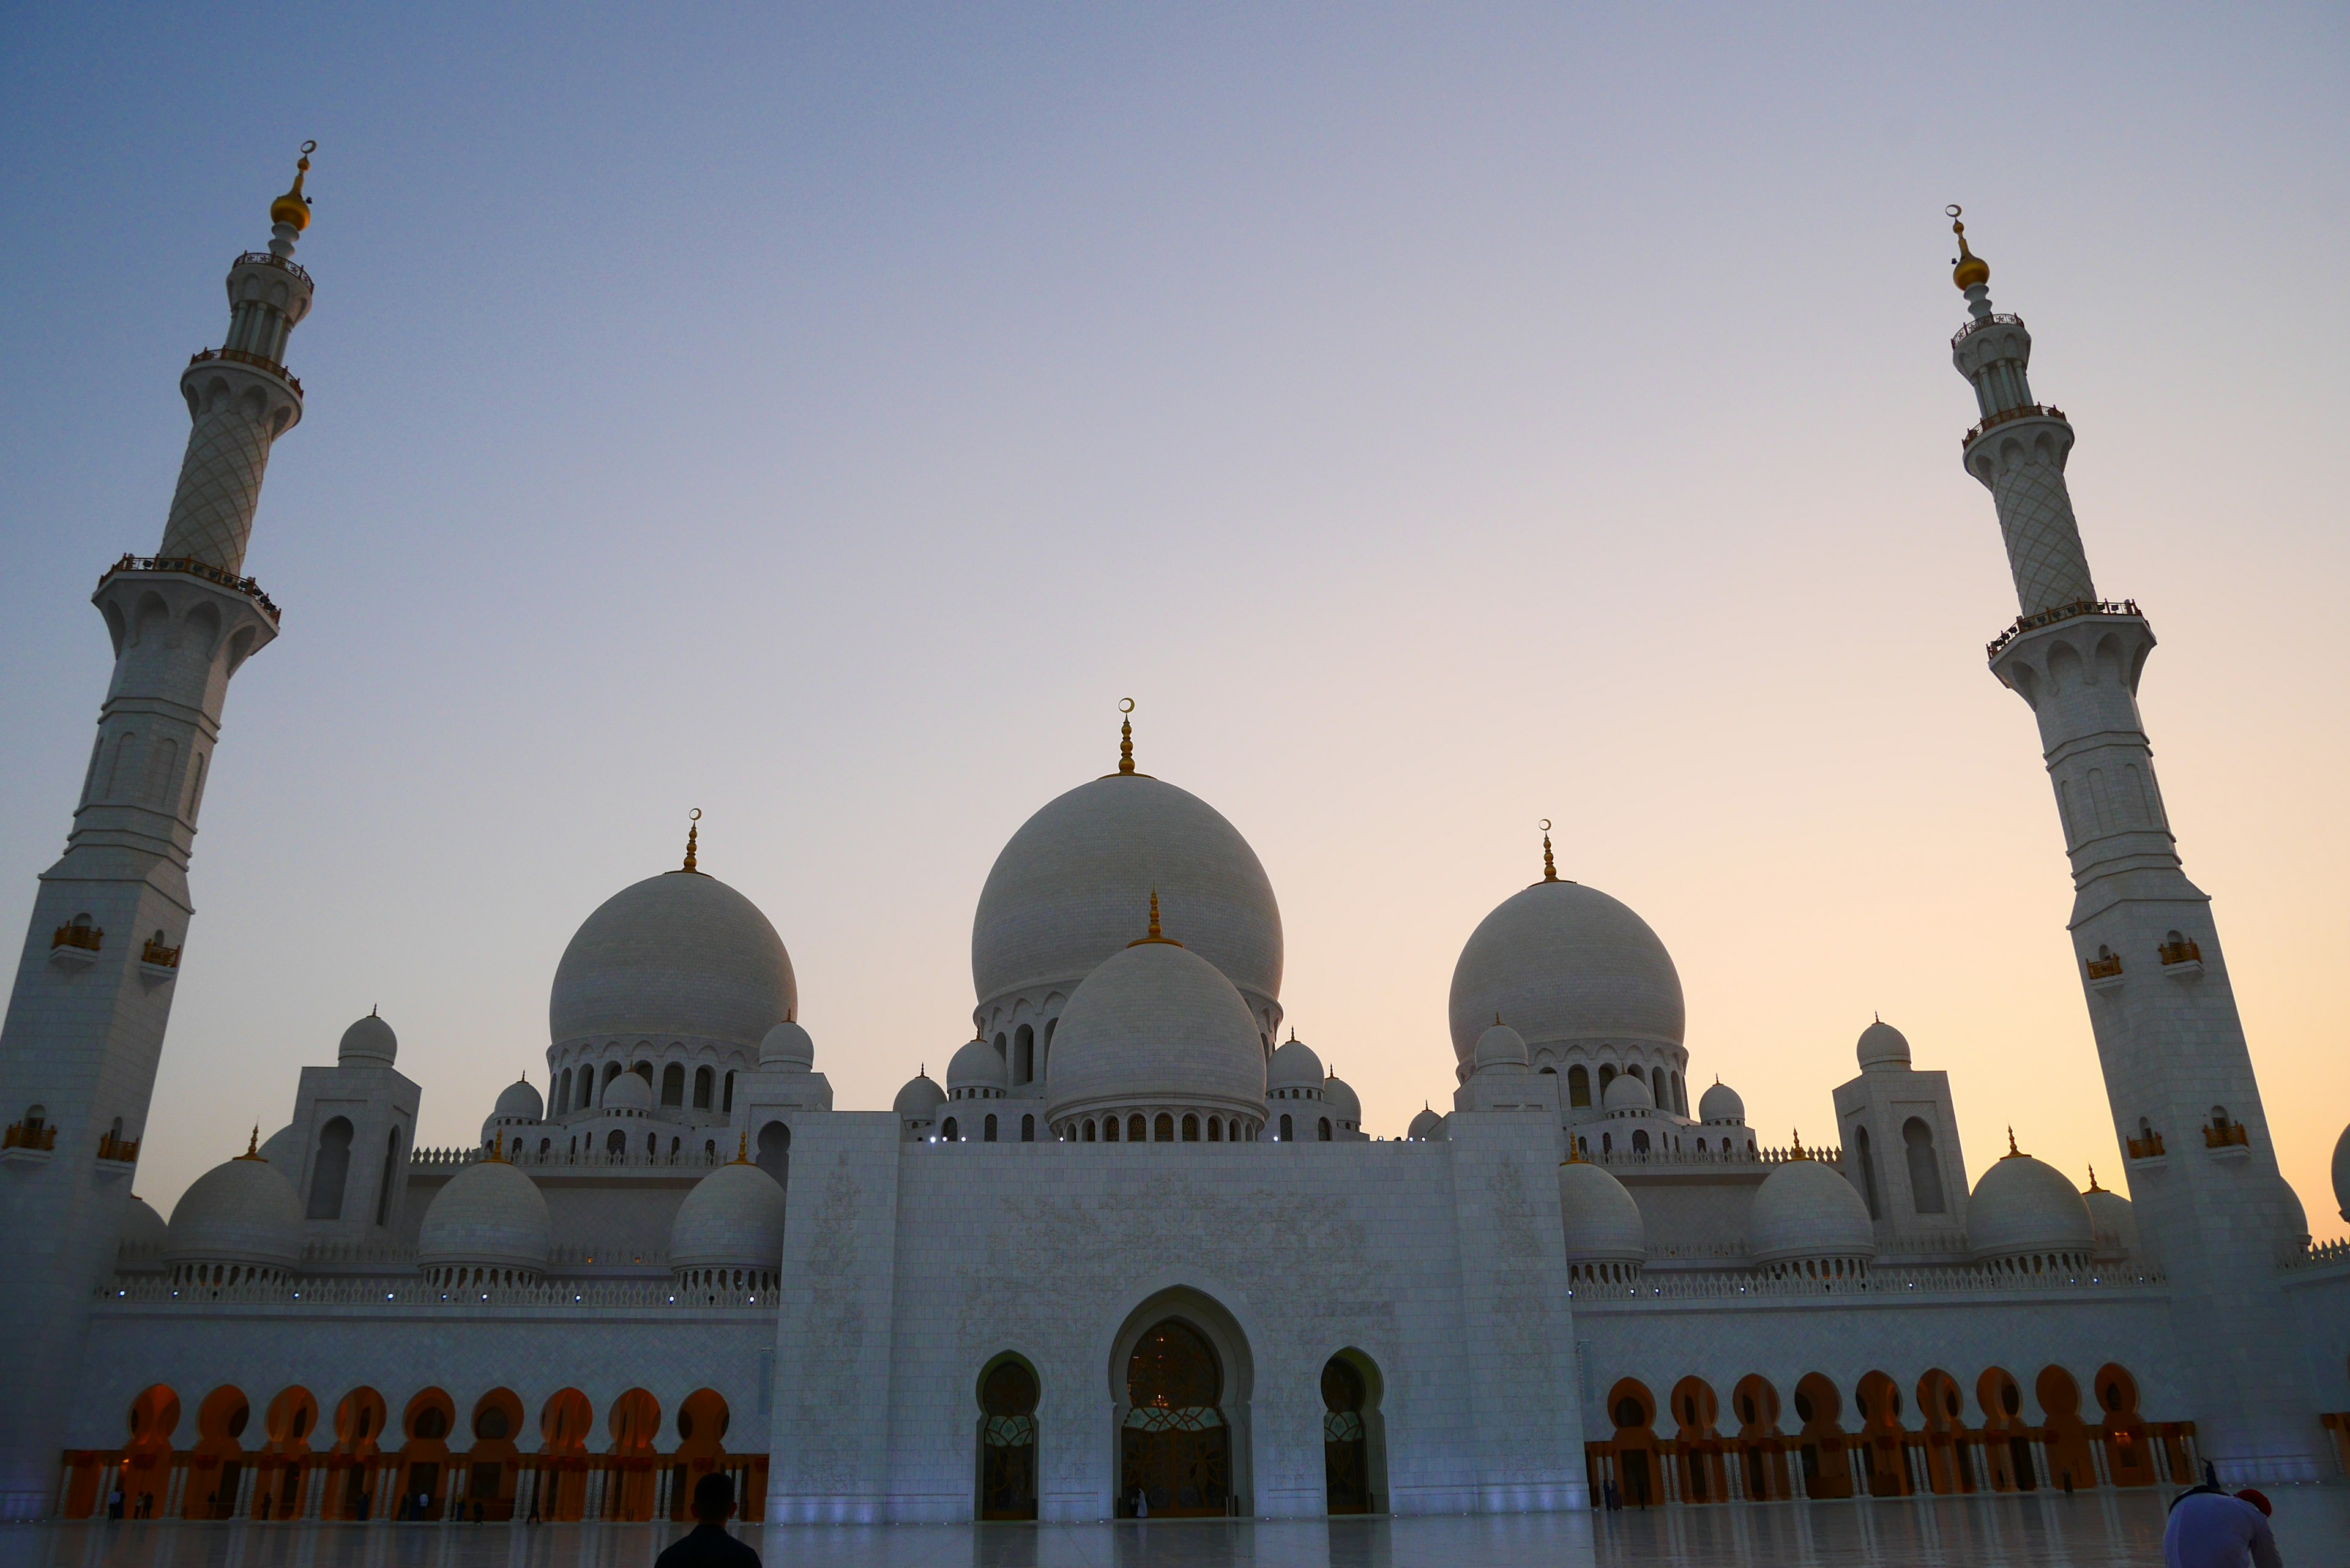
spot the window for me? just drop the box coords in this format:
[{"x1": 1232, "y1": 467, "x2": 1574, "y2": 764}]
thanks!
[
  {"x1": 693, "y1": 1067, "x2": 714, "y2": 1110},
  {"x1": 307, "y1": 1118, "x2": 353, "y2": 1220},
  {"x1": 1182, "y1": 1114, "x2": 1199, "y2": 1142},
  {"x1": 1597, "y1": 1064, "x2": 1617, "y2": 1097},
  {"x1": 1084, "y1": 1119, "x2": 1098, "y2": 1142},
  {"x1": 1042, "y1": 1017, "x2": 1056, "y2": 1078},
  {"x1": 1279, "y1": 1113, "x2": 1292, "y2": 1141},
  {"x1": 1207, "y1": 1118, "x2": 1222, "y2": 1142},
  {"x1": 556, "y1": 1069, "x2": 572, "y2": 1111},
  {"x1": 661, "y1": 1064, "x2": 685, "y2": 1107},
  {"x1": 606, "y1": 1130, "x2": 626, "y2": 1157},
  {"x1": 1127, "y1": 1114, "x2": 1146, "y2": 1143},
  {"x1": 1021, "y1": 1114, "x2": 1035, "y2": 1143},
  {"x1": 1015, "y1": 1025, "x2": 1034, "y2": 1085},
  {"x1": 1632, "y1": 1129, "x2": 1649, "y2": 1154},
  {"x1": 632, "y1": 1061, "x2": 653, "y2": 1086},
  {"x1": 704, "y1": 1140, "x2": 715, "y2": 1161},
  {"x1": 723, "y1": 1070, "x2": 736, "y2": 1114},
  {"x1": 1102, "y1": 1117, "x2": 1118, "y2": 1143},
  {"x1": 1853, "y1": 1124, "x2": 1881, "y2": 1219},
  {"x1": 941, "y1": 1116, "x2": 960, "y2": 1141},
  {"x1": 1318, "y1": 1118, "x2": 1332, "y2": 1142},
  {"x1": 757, "y1": 1122, "x2": 789, "y2": 1184},
  {"x1": 1903, "y1": 1118, "x2": 1947, "y2": 1214},
  {"x1": 1154, "y1": 1113, "x2": 1174, "y2": 1143},
  {"x1": 985, "y1": 1114, "x2": 999, "y2": 1143},
  {"x1": 373, "y1": 1127, "x2": 403, "y2": 1225},
  {"x1": 1568, "y1": 1066, "x2": 1591, "y2": 1108},
  {"x1": 603, "y1": 1062, "x2": 622, "y2": 1092}
]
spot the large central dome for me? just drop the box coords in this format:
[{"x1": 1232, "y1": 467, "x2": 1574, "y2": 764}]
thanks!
[
  {"x1": 973, "y1": 774, "x2": 1282, "y2": 1016},
  {"x1": 1448, "y1": 877, "x2": 1684, "y2": 1070},
  {"x1": 551, "y1": 870, "x2": 796, "y2": 1049}
]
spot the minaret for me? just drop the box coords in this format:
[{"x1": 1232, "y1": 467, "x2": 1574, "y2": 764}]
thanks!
[
  {"x1": 0, "y1": 149, "x2": 318, "y2": 1517},
  {"x1": 1949, "y1": 210, "x2": 2319, "y2": 1482}
]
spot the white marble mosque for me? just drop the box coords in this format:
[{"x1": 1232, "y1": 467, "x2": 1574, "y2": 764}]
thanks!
[{"x1": 1, "y1": 165, "x2": 2347, "y2": 1531}]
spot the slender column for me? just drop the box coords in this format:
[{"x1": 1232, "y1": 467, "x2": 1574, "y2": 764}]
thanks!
[
  {"x1": 1948, "y1": 211, "x2": 2320, "y2": 1484},
  {"x1": 0, "y1": 150, "x2": 315, "y2": 1518}
]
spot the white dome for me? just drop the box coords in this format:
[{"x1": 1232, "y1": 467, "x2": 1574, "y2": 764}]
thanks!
[
  {"x1": 1472, "y1": 1023, "x2": 1530, "y2": 1073},
  {"x1": 1558, "y1": 1159, "x2": 1647, "y2": 1263},
  {"x1": 121, "y1": 1193, "x2": 168, "y2": 1249},
  {"x1": 417, "y1": 1157, "x2": 553, "y2": 1274},
  {"x1": 1448, "y1": 879, "x2": 1684, "y2": 1072},
  {"x1": 760, "y1": 1020, "x2": 815, "y2": 1070},
  {"x1": 1698, "y1": 1080, "x2": 1745, "y2": 1124},
  {"x1": 1601, "y1": 1071, "x2": 1654, "y2": 1111},
  {"x1": 1407, "y1": 1107, "x2": 1447, "y2": 1141},
  {"x1": 255, "y1": 1123, "x2": 300, "y2": 1168},
  {"x1": 670, "y1": 1160, "x2": 787, "y2": 1273},
  {"x1": 493, "y1": 1078, "x2": 543, "y2": 1121},
  {"x1": 1045, "y1": 939, "x2": 1267, "y2": 1123},
  {"x1": 1748, "y1": 1156, "x2": 1876, "y2": 1266},
  {"x1": 1968, "y1": 1147, "x2": 2094, "y2": 1263},
  {"x1": 600, "y1": 1071, "x2": 652, "y2": 1112},
  {"x1": 893, "y1": 1072, "x2": 944, "y2": 1122},
  {"x1": 2083, "y1": 1182, "x2": 2141, "y2": 1263},
  {"x1": 1322, "y1": 1074, "x2": 1362, "y2": 1128},
  {"x1": 2276, "y1": 1176, "x2": 2310, "y2": 1250},
  {"x1": 165, "y1": 1152, "x2": 303, "y2": 1269},
  {"x1": 339, "y1": 1012, "x2": 397, "y2": 1066},
  {"x1": 1267, "y1": 1036, "x2": 1324, "y2": 1091},
  {"x1": 973, "y1": 775, "x2": 1283, "y2": 1019},
  {"x1": 2332, "y1": 1124, "x2": 2349, "y2": 1222},
  {"x1": 1857, "y1": 1020, "x2": 1912, "y2": 1073},
  {"x1": 947, "y1": 1036, "x2": 1006, "y2": 1093},
  {"x1": 551, "y1": 870, "x2": 796, "y2": 1051}
]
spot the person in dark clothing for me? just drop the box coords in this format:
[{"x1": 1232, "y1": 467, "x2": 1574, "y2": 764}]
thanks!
[{"x1": 655, "y1": 1474, "x2": 759, "y2": 1568}]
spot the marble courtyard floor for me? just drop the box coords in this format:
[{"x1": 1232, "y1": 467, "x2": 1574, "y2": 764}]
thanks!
[{"x1": 4, "y1": 1489, "x2": 2345, "y2": 1568}]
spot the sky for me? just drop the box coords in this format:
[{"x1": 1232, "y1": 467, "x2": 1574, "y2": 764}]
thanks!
[{"x1": 1, "y1": 4, "x2": 2345, "y2": 1234}]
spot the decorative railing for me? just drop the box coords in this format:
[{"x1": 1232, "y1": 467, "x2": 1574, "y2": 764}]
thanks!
[
  {"x1": 187, "y1": 346, "x2": 303, "y2": 395},
  {"x1": 1587, "y1": 1141, "x2": 1840, "y2": 1171},
  {"x1": 289, "y1": 1236, "x2": 666, "y2": 1269},
  {"x1": 1572, "y1": 1262, "x2": 2163, "y2": 1303},
  {"x1": 1986, "y1": 597, "x2": 2142, "y2": 660},
  {"x1": 233, "y1": 251, "x2": 313, "y2": 285},
  {"x1": 97, "y1": 1133, "x2": 140, "y2": 1163},
  {"x1": 2085, "y1": 953, "x2": 2125, "y2": 980},
  {"x1": 140, "y1": 937, "x2": 181, "y2": 968},
  {"x1": 2159, "y1": 937, "x2": 2203, "y2": 966},
  {"x1": 412, "y1": 1143, "x2": 729, "y2": 1171},
  {"x1": 1963, "y1": 401, "x2": 2066, "y2": 445},
  {"x1": 1950, "y1": 312, "x2": 2024, "y2": 348},
  {"x1": 2126, "y1": 1132, "x2": 2166, "y2": 1159},
  {"x1": 99, "y1": 1274, "x2": 768, "y2": 1310},
  {"x1": 51, "y1": 923, "x2": 103, "y2": 953},
  {"x1": 4, "y1": 1121, "x2": 59, "y2": 1152},
  {"x1": 99, "y1": 555, "x2": 281, "y2": 625},
  {"x1": 2285, "y1": 1238, "x2": 2350, "y2": 1271},
  {"x1": 2203, "y1": 1122, "x2": 2250, "y2": 1149}
]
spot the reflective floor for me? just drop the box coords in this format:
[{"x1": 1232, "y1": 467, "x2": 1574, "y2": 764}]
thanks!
[{"x1": 4, "y1": 1488, "x2": 2346, "y2": 1568}]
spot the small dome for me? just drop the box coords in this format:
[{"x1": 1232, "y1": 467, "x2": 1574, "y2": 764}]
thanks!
[
  {"x1": 1748, "y1": 1156, "x2": 1876, "y2": 1266},
  {"x1": 1698, "y1": 1080, "x2": 1745, "y2": 1124},
  {"x1": 2083, "y1": 1181, "x2": 2140, "y2": 1263},
  {"x1": 551, "y1": 870, "x2": 796, "y2": 1053},
  {"x1": 760, "y1": 1020, "x2": 815, "y2": 1070},
  {"x1": 1407, "y1": 1107, "x2": 1447, "y2": 1142},
  {"x1": 1857, "y1": 1020, "x2": 1912, "y2": 1073},
  {"x1": 1267, "y1": 1036, "x2": 1324, "y2": 1092},
  {"x1": 1322, "y1": 1073, "x2": 1362, "y2": 1129},
  {"x1": 121, "y1": 1193, "x2": 168, "y2": 1249},
  {"x1": 339, "y1": 1012, "x2": 397, "y2": 1066},
  {"x1": 2276, "y1": 1176, "x2": 2310, "y2": 1250},
  {"x1": 1558, "y1": 1159, "x2": 1646, "y2": 1263},
  {"x1": 670, "y1": 1160, "x2": 787, "y2": 1273},
  {"x1": 1045, "y1": 940, "x2": 1267, "y2": 1124},
  {"x1": 2332, "y1": 1124, "x2": 2349, "y2": 1223},
  {"x1": 601, "y1": 1072, "x2": 652, "y2": 1113},
  {"x1": 417, "y1": 1158, "x2": 553, "y2": 1274},
  {"x1": 165, "y1": 1151, "x2": 303, "y2": 1269},
  {"x1": 255, "y1": 1123, "x2": 300, "y2": 1168},
  {"x1": 893, "y1": 1072, "x2": 944, "y2": 1122},
  {"x1": 1472, "y1": 1023, "x2": 1529, "y2": 1074},
  {"x1": 1968, "y1": 1144, "x2": 2094, "y2": 1263},
  {"x1": 1448, "y1": 879, "x2": 1684, "y2": 1073},
  {"x1": 947, "y1": 1036, "x2": 1006, "y2": 1093},
  {"x1": 493, "y1": 1078, "x2": 544, "y2": 1121},
  {"x1": 1602, "y1": 1071, "x2": 1655, "y2": 1112}
]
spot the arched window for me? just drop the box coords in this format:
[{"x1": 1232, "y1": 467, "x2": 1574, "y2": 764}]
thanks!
[
  {"x1": 606, "y1": 1130, "x2": 626, "y2": 1158},
  {"x1": 703, "y1": 1140, "x2": 715, "y2": 1161},
  {"x1": 978, "y1": 1358, "x2": 1040, "y2": 1520},
  {"x1": 373, "y1": 1127, "x2": 403, "y2": 1225},
  {"x1": 1632, "y1": 1129, "x2": 1650, "y2": 1155},
  {"x1": 1084, "y1": 1119, "x2": 1099, "y2": 1143},
  {"x1": 941, "y1": 1117, "x2": 960, "y2": 1142},
  {"x1": 1102, "y1": 1117, "x2": 1118, "y2": 1143},
  {"x1": 307, "y1": 1118, "x2": 353, "y2": 1220},
  {"x1": 1014, "y1": 1025, "x2": 1034, "y2": 1085},
  {"x1": 1207, "y1": 1118, "x2": 1222, "y2": 1142},
  {"x1": 1852, "y1": 1124, "x2": 1882, "y2": 1219},
  {"x1": 1321, "y1": 1355, "x2": 1375, "y2": 1514},
  {"x1": 2209, "y1": 1105, "x2": 2230, "y2": 1128},
  {"x1": 1602, "y1": 1132, "x2": 1612, "y2": 1154},
  {"x1": 602, "y1": 1062, "x2": 623, "y2": 1092},
  {"x1": 1021, "y1": 1114, "x2": 1035, "y2": 1143},
  {"x1": 692, "y1": 1067, "x2": 714, "y2": 1110},
  {"x1": 1128, "y1": 1114, "x2": 1147, "y2": 1143},
  {"x1": 1280, "y1": 1113, "x2": 1293, "y2": 1141},
  {"x1": 1567, "y1": 1065, "x2": 1591, "y2": 1108},
  {"x1": 556, "y1": 1068, "x2": 572, "y2": 1112},
  {"x1": 1042, "y1": 1016, "x2": 1056, "y2": 1079},
  {"x1": 984, "y1": 1114, "x2": 999, "y2": 1143},
  {"x1": 1903, "y1": 1118, "x2": 1947, "y2": 1214},
  {"x1": 993, "y1": 1032, "x2": 1007, "y2": 1061},
  {"x1": 1597, "y1": 1064, "x2": 1617, "y2": 1097},
  {"x1": 1182, "y1": 1114, "x2": 1199, "y2": 1142},
  {"x1": 661, "y1": 1064, "x2": 685, "y2": 1107},
  {"x1": 646, "y1": 1131, "x2": 658, "y2": 1157},
  {"x1": 1318, "y1": 1118, "x2": 1332, "y2": 1142},
  {"x1": 1628, "y1": 1064, "x2": 1646, "y2": 1086},
  {"x1": 632, "y1": 1061, "x2": 654, "y2": 1086},
  {"x1": 1152, "y1": 1113, "x2": 1173, "y2": 1143}
]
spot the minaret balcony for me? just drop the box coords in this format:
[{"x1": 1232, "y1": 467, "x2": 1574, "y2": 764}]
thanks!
[
  {"x1": 2084, "y1": 949, "x2": 2126, "y2": 991},
  {"x1": 187, "y1": 346, "x2": 303, "y2": 397},
  {"x1": 2202, "y1": 1122, "x2": 2250, "y2": 1153},
  {"x1": 2158, "y1": 937, "x2": 2203, "y2": 974},
  {"x1": 1986, "y1": 597, "x2": 2143, "y2": 662},
  {"x1": 1962, "y1": 401, "x2": 2066, "y2": 447},
  {"x1": 98, "y1": 554, "x2": 282, "y2": 626},
  {"x1": 1950, "y1": 312, "x2": 2024, "y2": 348},
  {"x1": 2125, "y1": 1131, "x2": 2165, "y2": 1160},
  {"x1": 49, "y1": 922, "x2": 101, "y2": 970},
  {"x1": 233, "y1": 250, "x2": 312, "y2": 286},
  {"x1": 2, "y1": 1121, "x2": 58, "y2": 1167}
]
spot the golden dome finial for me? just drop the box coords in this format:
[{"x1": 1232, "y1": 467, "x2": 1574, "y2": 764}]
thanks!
[
  {"x1": 1117, "y1": 698, "x2": 1136, "y2": 775},
  {"x1": 2004, "y1": 1125, "x2": 2024, "y2": 1159},
  {"x1": 1540, "y1": 819, "x2": 1558, "y2": 883},
  {"x1": 680, "y1": 808, "x2": 702, "y2": 873},
  {"x1": 1948, "y1": 205, "x2": 1990, "y2": 292},
  {"x1": 238, "y1": 1125, "x2": 263, "y2": 1160},
  {"x1": 732, "y1": 1132, "x2": 750, "y2": 1165},
  {"x1": 1128, "y1": 888, "x2": 1182, "y2": 947},
  {"x1": 2086, "y1": 1164, "x2": 2104, "y2": 1193},
  {"x1": 1788, "y1": 1129, "x2": 1808, "y2": 1160},
  {"x1": 271, "y1": 142, "x2": 317, "y2": 232}
]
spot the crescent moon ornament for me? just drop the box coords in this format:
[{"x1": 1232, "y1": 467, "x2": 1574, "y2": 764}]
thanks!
[
  {"x1": 1540, "y1": 819, "x2": 1551, "y2": 832},
  {"x1": 302, "y1": 140, "x2": 319, "y2": 156},
  {"x1": 1119, "y1": 698, "x2": 1135, "y2": 714},
  {"x1": 1946, "y1": 204, "x2": 1962, "y2": 218},
  {"x1": 689, "y1": 808, "x2": 702, "y2": 821}
]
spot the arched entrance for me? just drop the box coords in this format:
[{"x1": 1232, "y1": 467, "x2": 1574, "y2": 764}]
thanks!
[
  {"x1": 976, "y1": 1357, "x2": 1040, "y2": 1520},
  {"x1": 1321, "y1": 1352, "x2": 1386, "y2": 1514},
  {"x1": 1121, "y1": 1320, "x2": 1231, "y2": 1517}
]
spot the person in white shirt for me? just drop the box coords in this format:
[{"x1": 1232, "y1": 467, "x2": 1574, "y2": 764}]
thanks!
[{"x1": 2164, "y1": 1484, "x2": 2281, "y2": 1568}]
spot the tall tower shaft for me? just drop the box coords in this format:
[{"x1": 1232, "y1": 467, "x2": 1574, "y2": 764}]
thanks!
[
  {"x1": 0, "y1": 151, "x2": 317, "y2": 1517},
  {"x1": 1950, "y1": 212, "x2": 2319, "y2": 1482}
]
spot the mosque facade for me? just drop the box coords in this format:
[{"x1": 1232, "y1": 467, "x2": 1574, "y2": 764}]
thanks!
[{"x1": 0, "y1": 169, "x2": 2346, "y2": 1526}]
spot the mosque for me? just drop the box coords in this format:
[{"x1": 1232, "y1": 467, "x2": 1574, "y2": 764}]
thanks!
[{"x1": 1, "y1": 162, "x2": 2346, "y2": 1527}]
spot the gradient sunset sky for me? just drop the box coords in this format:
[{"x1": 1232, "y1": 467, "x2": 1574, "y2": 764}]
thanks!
[{"x1": 1, "y1": 4, "x2": 2344, "y2": 1231}]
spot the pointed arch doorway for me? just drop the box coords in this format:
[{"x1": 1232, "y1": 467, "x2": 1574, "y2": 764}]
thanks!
[{"x1": 1121, "y1": 1320, "x2": 1229, "y2": 1517}]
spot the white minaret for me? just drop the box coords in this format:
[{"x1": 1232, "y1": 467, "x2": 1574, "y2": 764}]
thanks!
[
  {"x1": 0, "y1": 149, "x2": 318, "y2": 1517},
  {"x1": 1949, "y1": 210, "x2": 2320, "y2": 1482}
]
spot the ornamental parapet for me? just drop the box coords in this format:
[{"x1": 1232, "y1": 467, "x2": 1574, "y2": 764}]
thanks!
[
  {"x1": 187, "y1": 346, "x2": 303, "y2": 396},
  {"x1": 1963, "y1": 401, "x2": 2066, "y2": 446},
  {"x1": 412, "y1": 1143, "x2": 730, "y2": 1171},
  {"x1": 4, "y1": 1121, "x2": 59, "y2": 1152},
  {"x1": 232, "y1": 251, "x2": 313, "y2": 286},
  {"x1": 1986, "y1": 597, "x2": 2141, "y2": 660},
  {"x1": 96, "y1": 1132, "x2": 140, "y2": 1164},
  {"x1": 97, "y1": 1273, "x2": 771, "y2": 1310},
  {"x1": 51, "y1": 922, "x2": 103, "y2": 953},
  {"x1": 1570, "y1": 1261, "x2": 2164, "y2": 1304},
  {"x1": 1952, "y1": 312, "x2": 2024, "y2": 348},
  {"x1": 97, "y1": 554, "x2": 282, "y2": 625},
  {"x1": 1590, "y1": 1141, "x2": 1841, "y2": 1170}
]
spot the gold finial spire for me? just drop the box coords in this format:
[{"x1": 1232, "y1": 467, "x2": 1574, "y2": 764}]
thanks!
[
  {"x1": 238, "y1": 1125, "x2": 263, "y2": 1160},
  {"x1": 271, "y1": 143, "x2": 316, "y2": 232},
  {"x1": 1128, "y1": 888, "x2": 1182, "y2": 947},
  {"x1": 733, "y1": 1132, "x2": 750, "y2": 1165},
  {"x1": 483, "y1": 1137, "x2": 507, "y2": 1164},
  {"x1": 2004, "y1": 1125, "x2": 2024, "y2": 1159},
  {"x1": 2086, "y1": 1164, "x2": 2104, "y2": 1193},
  {"x1": 679, "y1": 808, "x2": 702, "y2": 873},
  {"x1": 1948, "y1": 205, "x2": 1989, "y2": 292},
  {"x1": 1117, "y1": 698, "x2": 1136, "y2": 775},
  {"x1": 1788, "y1": 1129, "x2": 1808, "y2": 1160},
  {"x1": 1540, "y1": 819, "x2": 1559, "y2": 883}
]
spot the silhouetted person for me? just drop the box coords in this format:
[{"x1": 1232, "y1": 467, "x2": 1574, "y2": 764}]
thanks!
[
  {"x1": 2165, "y1": 1480, "x2": 2282, "y2": 1568},
  {"x1": 655, "y1": 1474, "x2": 759, "y2": 1568}
]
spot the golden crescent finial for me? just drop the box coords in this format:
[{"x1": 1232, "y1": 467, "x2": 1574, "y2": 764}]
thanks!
[
  {"x1": 681, "y1": 810, "x2": 701, "y2": 873},
  {"x1": 1116, "y1": 700, "x2": 1137, "y2": 775},
  {"x1": 271, "y1": 145, "x2": 315, "y2": 231},
  {"x1": 1119, "y1": 698, "x2": 1135, "y2": 714},
  {"x1": 1539, "y1": 821, "x2": 1559, "y2": 883},
  {"x1": 1949, "y1": 204, "x2": 1990, "y2": 291}
]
